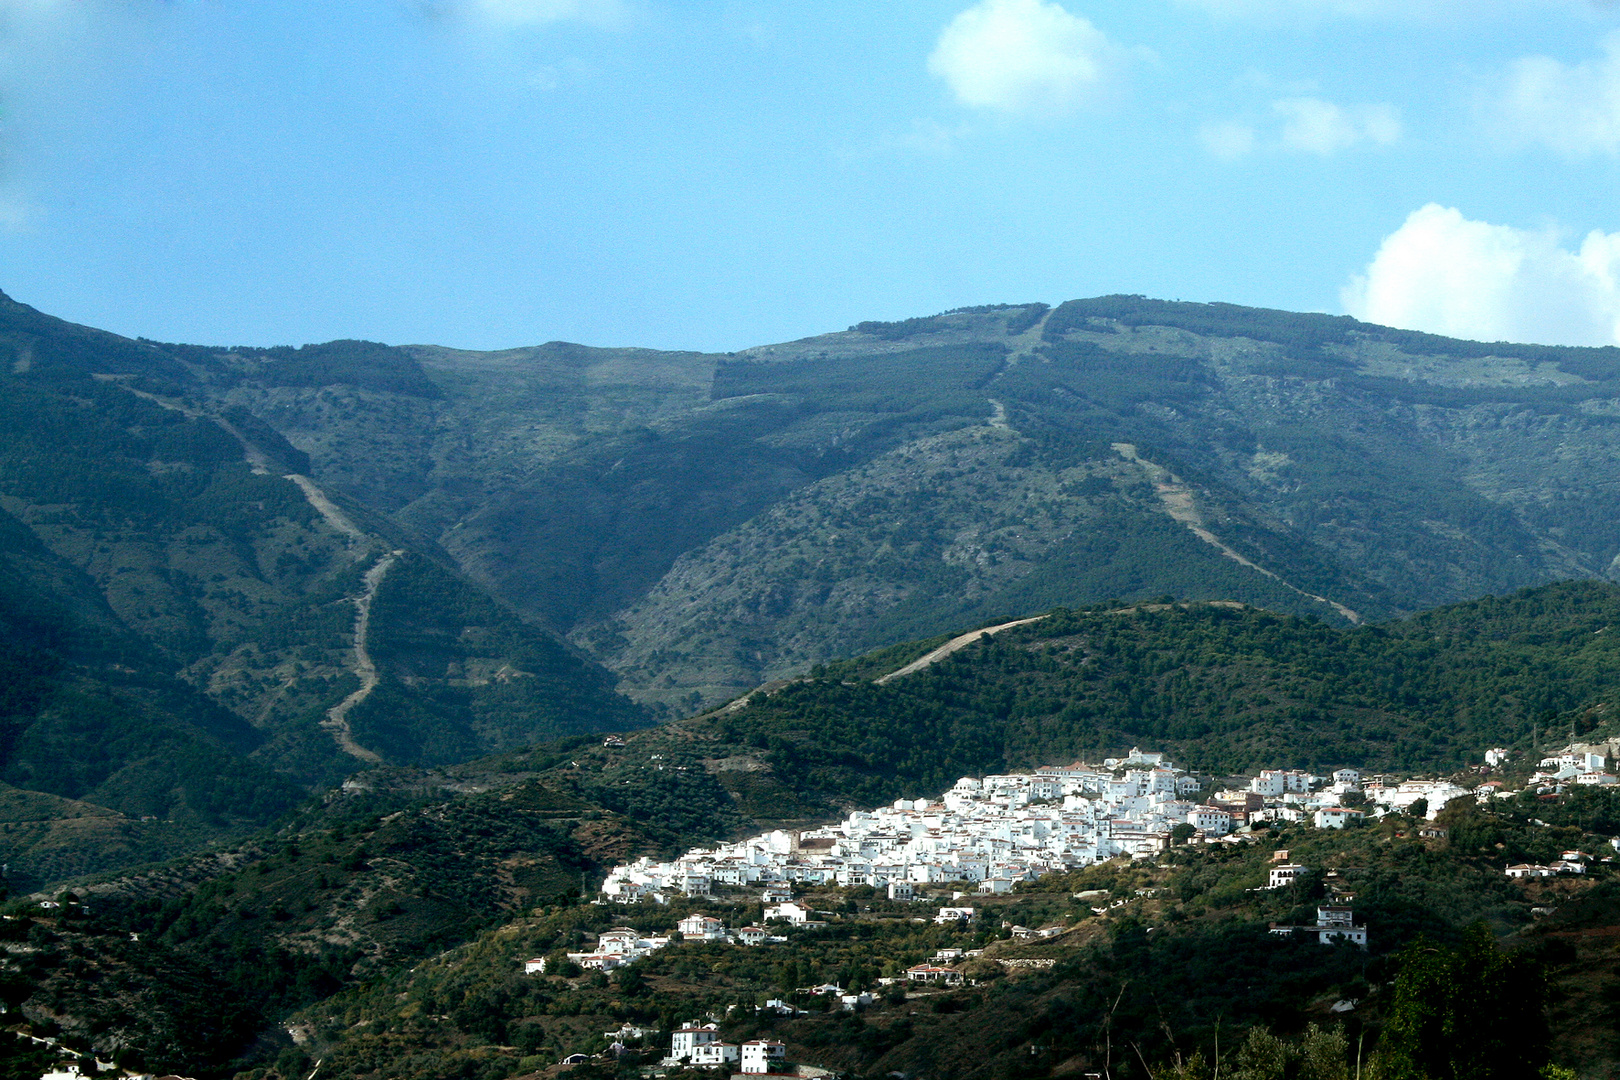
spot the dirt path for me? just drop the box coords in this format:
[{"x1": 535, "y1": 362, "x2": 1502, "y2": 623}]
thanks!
[
  {"x1": 94, "y1": 374, "x2": 277, "y2": 475},
  {"x1": 981, "y1": 308, "x2": 1052, "y2": 432},
  {"x1": 99, "y1": 375, "x2": 393, "y2": 760},
  {"x1": 1112, "y1": 443, "x2": 1361, "y2": 624},
  {"x1": 319, "y1": 550, "x2": 403, "y2": 764},
  {"x1": 95, "y1": 376, "x2": 370, "y2": 549},
  {"x1": 1003, "y1": 307, "x2": 1053, "y2": 367},
  {"x1": 876, "y1": 616, "x2": 1048, "y2": 684},
  {"x1": 285, "y1": 474, "x2": 369, "y2": 545}
]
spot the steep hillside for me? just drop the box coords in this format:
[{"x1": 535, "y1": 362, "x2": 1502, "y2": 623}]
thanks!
[
  {"x1": 17, "y1": 283, "x2": 1620, "y2": 874},
  {"x1": 187, "y1": 297, "x2": 1620, "y2": 710},
  {"x1": 0, "y1": 772, "x2": 655, "y2": 1076},
  {"x1": 509, "y1": 583, "x2": 1620, "y2": 843},
  {"x1": 0, "y1": 292, "x2": 649, "y2": 885},
  {"x1": 237, "y1": 795, "x2": 1619, "y2": 1080},
  {"x1": 13, "y1": 582, "x2": 1620, "y2": 1077}
]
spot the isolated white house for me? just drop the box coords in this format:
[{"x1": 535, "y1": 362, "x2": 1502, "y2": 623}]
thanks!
[
  {"x1": 906, "y1": 964, "x2": 964, "y2": 984},
  {"x1": 1269, "y1": 864, "x2": 1307, "y2": 889},
  {"x1": 1505, "y1": 864, "x2": 1556, "y2": 879},
  {"x1": 765, "y1": 901, "x2": 814, "y2": 924},
  {"x1": 1315, "y1": 907, "x2": 1368, "y2": 947}
]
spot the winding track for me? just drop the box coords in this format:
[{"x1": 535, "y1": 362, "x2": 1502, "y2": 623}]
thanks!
[
  {"x1": 1112, "y1": 442, "x2": 1361, "y2": 624},
  {"x1": 319, "y1": 550, "x2": 404, "y2": 764},
  {"x1": 98, "y1": 375, "x2": 392, "y2": 761},
  {"x1": 875, "y1": 616, "x2": 1047, "y2": 684}
]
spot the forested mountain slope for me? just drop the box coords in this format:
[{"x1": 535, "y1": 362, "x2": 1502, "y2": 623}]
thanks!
[
  {"x1": 0, "y1": 292, "x2": 647, "y2": 886},
  {"x1": 14, "y1": 283, "x2": 1620, "y2": 881},
  {"x1": 507, "y1": 583, "x2": 1620, "y2": 844},
  {"x1": 9, "y1": 581, "x2": 1620, "y2": 1078},
  {"x1": 173, "y1": 296, "x2": 1620, "y2": 710}
]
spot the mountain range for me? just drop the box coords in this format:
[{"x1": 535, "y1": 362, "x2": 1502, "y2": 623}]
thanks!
[{"x1": 6, "y1": 289, "x2": 1620, "y2": 884}]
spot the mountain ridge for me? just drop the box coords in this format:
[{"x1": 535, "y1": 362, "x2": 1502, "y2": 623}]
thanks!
[{"x1": 13, "y1": 287, "x2": 1620, "y2": 880}]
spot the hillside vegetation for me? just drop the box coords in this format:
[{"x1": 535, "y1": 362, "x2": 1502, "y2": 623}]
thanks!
[
  {"x1": 0, "y1": 291, "x2": 649, "y2": 887},
  {"x1": 504, "y1": 582, "x2": 1620, "y2": 841},
  {"x1": 186, "y1": 793, "x2": 1620, "y2": 1080},
  {"x1": 158, "y1": 295, "x2": 1620, "y2": 710},
  {"x1": 5, "y1": 582, "x2": 1620, "y2": 1077},
  {"x1": 17, "y1": 287, "x2": 1620, "y2": 721}
]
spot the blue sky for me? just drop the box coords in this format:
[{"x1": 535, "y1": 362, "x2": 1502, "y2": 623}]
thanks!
[{"x1": 0, "y1": 0, "x2": 1618, "y2": 351}]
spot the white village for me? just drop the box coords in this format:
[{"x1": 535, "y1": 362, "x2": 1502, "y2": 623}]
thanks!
[
  {"x1": 601, "y1": 743, "x2": 1616, "y2": 912},
  {"x1": 520, "y1": 741, "x2": 1620, "y2": 1074}
]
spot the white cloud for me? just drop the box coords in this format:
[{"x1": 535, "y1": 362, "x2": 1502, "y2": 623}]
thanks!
[
  {"x1": 928, "y1": 0, "x2": 1124, "y2": 114},
  {"x1": 1342, "y1": 204, "x2": 1620, "y2": 346},
  {"x1": 1490, "y1": 32, "x2": 1620, "y2": 156},
  {"x1": 1273, "y1": 97, "x2": 1401, "y2": 154},
  {"x1": 463, "y1": 0, "x2": 625, "y2": 29}
]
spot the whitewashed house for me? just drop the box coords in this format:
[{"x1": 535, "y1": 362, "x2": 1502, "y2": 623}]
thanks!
[
  {"x1": 1269, "y1": 864, "x2": 1307, "y2": 889},
  {"x1": 669, "y1": 1024, "x2": 729, "y2": 1064},
  {"x1": 765, "y1": 901, "x2": 814, "y2": 924},
  {"x1": 677, "y1": 914, "x2": 726, "y2": 940},
  {"x1": 741, "y1": 1040, "x2": 787, "y2": 1073},
  {"x1": 1315, "y1": 907, "x2": 1368, "y2": 947},
  {"x1": 1505, "y1": 864, "x2": 1557, "y2": 879},
  {"x1": 1189, "y1": 807, "x2": 1233, "y2": 835},
  {"x1": 906, "y1": 964, "x2": 964, "y2": 984},
  {"x1": 1313, "y1": 807, "x2": 1364, "y2": 830},
  {"x1": 691, "y1": 1041, "x2": 740, "y2": 1067}
]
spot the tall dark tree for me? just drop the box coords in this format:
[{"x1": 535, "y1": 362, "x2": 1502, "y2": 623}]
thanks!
[{"x1": 1371, "y1": 924, "x2": 1548, "y2": 1080}]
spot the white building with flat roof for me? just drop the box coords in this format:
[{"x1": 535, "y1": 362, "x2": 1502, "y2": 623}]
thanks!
[{"x1": 741, "y1": 1040, "x2": 787, "y2": 1074}]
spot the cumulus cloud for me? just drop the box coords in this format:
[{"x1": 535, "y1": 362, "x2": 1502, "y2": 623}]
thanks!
[
  {"x1": 1273, "y1": 97, "x2": 1401, "y2": 154},
  {"x1": 1490, "y1": 32, "x2": 1620, "y2": 156},
  {"x1": 1342, "y1": 204, "x2": 1620, "y2": 346},
  {"x1": 928, "y1": 0, "x2": 1125, "y2": 114}
]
